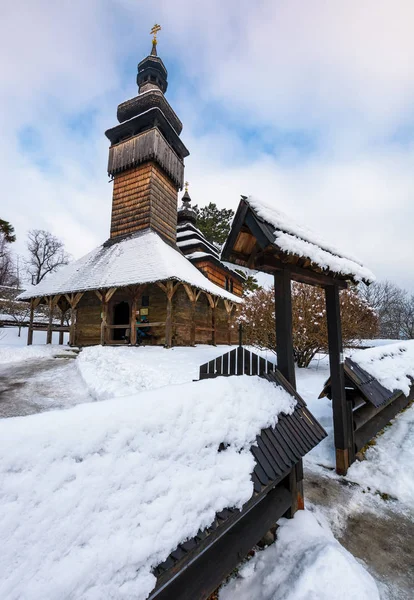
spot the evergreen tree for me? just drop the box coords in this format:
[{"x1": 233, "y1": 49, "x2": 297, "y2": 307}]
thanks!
[
  {"x1": 0, "y1": 219, "x2": 16, "y2": 243},
  {"x1": 193, "y1": 203, "x2": 234, "y2": 246}
]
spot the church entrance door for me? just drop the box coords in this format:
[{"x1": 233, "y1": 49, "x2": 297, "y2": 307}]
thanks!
[{"x1": 112, "y1": 301, "x2": 130, "y2": 341}]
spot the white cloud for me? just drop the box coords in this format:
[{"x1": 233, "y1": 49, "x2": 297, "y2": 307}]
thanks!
[{"x1": 1, "y1": 0, "x2": 414, "y2": 291}]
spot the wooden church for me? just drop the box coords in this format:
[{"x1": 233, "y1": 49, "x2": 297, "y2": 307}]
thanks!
[{"x1": 19, "y1": 31, "x2": 243, "y2": 348}]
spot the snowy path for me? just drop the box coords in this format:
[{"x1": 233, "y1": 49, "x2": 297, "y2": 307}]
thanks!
[
  {"x1": 305, "y1": 468, "x2": 414, "y2": 600},
  {"x1": 0, "y1": 356, "x2": 93, "y2": 418}
]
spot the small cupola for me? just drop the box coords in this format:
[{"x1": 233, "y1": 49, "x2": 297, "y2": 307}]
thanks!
[
  {"x1": 137, "y1": 24, "x2": 168, "y2": 94},
  {"x1": 178, "y1": 182, "x2": 197, "y2": 226}
]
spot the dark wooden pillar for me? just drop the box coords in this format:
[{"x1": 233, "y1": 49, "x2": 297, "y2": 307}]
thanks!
[
  {"x1": 274, "y1": 269, "x2": 296, "y2": 388},
  {"x1": 325, "y1": 284, "x2": 353, "y2": 475},
  {"x1": 27, "y1": 298, "x2": 34, "y2": 346},
  {"x1": 274, "y1": 269, "x2": 303, "y2": 515}
]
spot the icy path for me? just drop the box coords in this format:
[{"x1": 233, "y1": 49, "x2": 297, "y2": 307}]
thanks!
[{"x1": 0, "y1": 356, "x2": 93, "y2": 418}]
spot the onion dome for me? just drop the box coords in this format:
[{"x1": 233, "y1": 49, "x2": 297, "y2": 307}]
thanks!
[{"x1": 177, "y1": 182, "x2": 197, "y2": 226}]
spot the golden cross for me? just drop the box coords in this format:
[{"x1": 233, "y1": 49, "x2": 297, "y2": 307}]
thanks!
[
  {"x1": 150, "y1": 24, "x2": 161, "y2": 43},
  {"x1": 185, "y1": 181, "x2": 189, "y2": 192}
]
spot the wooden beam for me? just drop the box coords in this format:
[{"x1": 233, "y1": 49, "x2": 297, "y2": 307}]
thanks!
[
  {"x1": 257, "y1": 255, "x2": 348, "y2": 289},
  {"x1": 325, "y1": 284, "x2": 354, "y2": 475},
  {"x1": 274, "y1": 269, "x2": 296, "y2": 389},
  {"x1": 157, "y1": 281, "x2": 168, "y2": 294}
]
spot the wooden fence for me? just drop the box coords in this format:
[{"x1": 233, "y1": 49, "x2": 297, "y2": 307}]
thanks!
[{"x1": 199, "y1": 346, "x2": 276, "y2": 379}]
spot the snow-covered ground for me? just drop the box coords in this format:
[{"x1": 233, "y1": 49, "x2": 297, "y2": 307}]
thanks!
[
  {"x1": 0, "y1": 375, "x2": 294, "y2": 600},
  {"x1": 1, "y1": 336, "x2": 413, "y2": 599},
  {"x1": 0, "y1": 326, "x2": 70, "y2": 362},
  {"x1": 220, "y1": 510, "x2": 380, "y2": 600}
]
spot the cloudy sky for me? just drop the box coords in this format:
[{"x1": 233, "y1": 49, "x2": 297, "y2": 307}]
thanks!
[{"x1": 2, "y1": 0, "x2": 414, "y2": 289}]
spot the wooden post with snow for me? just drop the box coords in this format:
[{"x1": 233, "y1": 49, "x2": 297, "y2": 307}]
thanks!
[
  {"x1": 273, "y1": 268, "x2": 303, "y2": 514},
  {"x1": 274, "y1": 269, "x2": 296, "y2": 389}
]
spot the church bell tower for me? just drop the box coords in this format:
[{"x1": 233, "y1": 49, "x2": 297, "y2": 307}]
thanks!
[{"x1": 105, "y1": 25, "x2": 189, "y2": 246}]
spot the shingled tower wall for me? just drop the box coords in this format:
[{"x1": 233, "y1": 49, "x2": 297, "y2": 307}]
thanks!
[{"x1": 105, "y1": 34, "x2": 189, "y2": 246}]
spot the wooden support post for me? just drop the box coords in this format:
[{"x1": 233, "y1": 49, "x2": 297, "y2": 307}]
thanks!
[
  {"x1": 274, "y1": 269, "x2": 296, "y2": 388},
  {"x1": 66, "y1": 292, "x2": 84, "y2": 347},
  {"x1": 224, "y1": 300, "x2": 234, "y2": 346},
  {"x1": 69, "y1": 303, "x2": 77, "y2": 346},
  {"x1": 325, "y1": 284, "x2": 353, "y2": 475},
  {"x1": 274, "y1": 269, "x2": 302, "y2": 516},
  {"x1": 164, "y1": 282, "x2": 174, "y2": 348},
  {"x1": 159, "y1": 281, "x2": 179, "y2": 348},
  {"x1": 59, "y1": 310, "x2": 65, "y2": 345},
  {"x1": 183, "y1": 284, "x2": 198, "y2": 347},
  {"x1": 27, "y1": 299, "x2": 34, "y2": 346},
  {"x1": 130, "y1": 294, "x2": 138, "y2": 346},
  {"x1": 46, "y1": 297, "x2": 53, "y2": 344},
  {"x1": 101, "y1": 300, "x2": 108, "y2": 346},
  {"x1": 212, "y1": 302, "x2": 217, "y2": 346}
]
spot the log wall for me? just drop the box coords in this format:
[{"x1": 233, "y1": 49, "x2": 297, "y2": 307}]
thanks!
[
  {"x1": 194, "y1": 261, "x2": 243, "y2": 297},
  {"x1": 75, "y1": 292, "x2": 101, "y2": 346},
  {"x1": 110, "y1": 161, "x2": 178, "y2": 245},
  {"x1": 73, "y1": 284, "x2": 239, "y2": 347}
]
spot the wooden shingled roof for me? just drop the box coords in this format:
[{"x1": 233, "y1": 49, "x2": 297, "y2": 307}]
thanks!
[
  {"x1": 221, "y1": 197, "x2": 375, "y2": 288},
  {"x1": 149, "y1": 358, "x2": 326, "y2": 600},
  {"x1": 320, "y1": 356, "x2": 409, "y2": 408}
]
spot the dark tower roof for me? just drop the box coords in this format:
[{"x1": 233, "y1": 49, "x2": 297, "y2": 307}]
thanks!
[
  {"x1": 177, "y1": 183, "x2": 197, "y2": 226},
  {"x1": 105, "y1": 27, "x2": 189, "y2": 189}
]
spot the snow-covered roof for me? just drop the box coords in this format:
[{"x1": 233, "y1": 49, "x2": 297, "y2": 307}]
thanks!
[
  {"x1": 246, "y1": 196, "x2": 375, "y2": 283},
  {"x1": 0, "y1": 374, "x2": 296, "y2": 599},
  {"x1": 350, "y1": 341, "x2": 414, "y2": 397},
  {"x1": 18, "y1": 231, "x2": 241, "y2": 302}
]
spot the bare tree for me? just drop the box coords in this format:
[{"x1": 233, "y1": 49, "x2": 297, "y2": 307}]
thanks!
[
  {"x1": 26, "y1": 230, "x2": 70, "y2": 285},
  {"x1": 359, "y1": 281, "x2": 406, "y2": 339},
  {"x1": 400, "y1": 294, "x2": 414, "y2": 340}
]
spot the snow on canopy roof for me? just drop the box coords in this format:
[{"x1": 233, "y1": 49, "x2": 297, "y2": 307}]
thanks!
[
  {"x1": 246, "y1": 196, "x2": 375, "y2": 283},
  {"x1": 350, "y1": 340, "x2": 414, "y2": 397},
  {"x1": 0, "y1": 375, "x2": 296, "y2": 599},
  {"x1": 18, "y1": 231, "x2": 241, "y2": 302}
]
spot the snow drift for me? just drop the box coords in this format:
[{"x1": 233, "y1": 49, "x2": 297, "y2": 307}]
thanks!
[
  {"x1": 220, "y1": 510, "x2": 380, "y2": 600},
  {"x1": 0, "y1": 375, "x2": 295, "y2": 600}
]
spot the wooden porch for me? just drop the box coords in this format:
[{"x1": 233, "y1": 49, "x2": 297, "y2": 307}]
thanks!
[{"x1": 26, "y1": 281, "x2": 239, "y2": 349}]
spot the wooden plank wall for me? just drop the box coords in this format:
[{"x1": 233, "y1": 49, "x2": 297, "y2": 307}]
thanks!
[
  {"x1": 194, "y1": 261, "x2": 243, "y2": 297},
  {"x1": 74, "y1": 284, "x2": 239, "y2": 347},
  {"x1": 110, "y1": 161, "x2": 178, "y2": 245},
  {"x1": 75, "y1": 292, "x2": 101, "y2": 346}
]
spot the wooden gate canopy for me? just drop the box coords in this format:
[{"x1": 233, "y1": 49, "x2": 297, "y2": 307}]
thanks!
[
  {"x1": 149, "y1": 355, "x2": 326, "y2": 600},
  {"x1": 221, "y1": 196, "x2": 375, "y2": 287}
]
